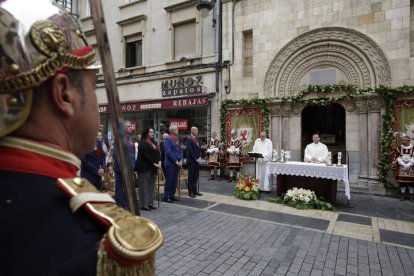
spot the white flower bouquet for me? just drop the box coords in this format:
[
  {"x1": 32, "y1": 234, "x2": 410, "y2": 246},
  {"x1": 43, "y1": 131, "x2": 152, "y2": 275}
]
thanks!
[{"x1": 268, "y1": 187, "x2": 335, "y2": 211}]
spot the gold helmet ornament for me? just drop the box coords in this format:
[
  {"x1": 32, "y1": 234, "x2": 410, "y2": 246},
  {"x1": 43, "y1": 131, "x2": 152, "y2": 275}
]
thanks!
[{"x1": 0, "y1": 0, "x2": 98, "y2": 137}]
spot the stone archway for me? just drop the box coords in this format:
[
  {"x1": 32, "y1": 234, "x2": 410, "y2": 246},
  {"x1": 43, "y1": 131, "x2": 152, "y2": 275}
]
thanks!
[{"x1": 264, "y1": 27, "x2": 391, "y2": 97}]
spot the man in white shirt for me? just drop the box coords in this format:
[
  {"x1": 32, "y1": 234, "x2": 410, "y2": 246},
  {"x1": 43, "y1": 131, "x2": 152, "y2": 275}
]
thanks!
[
  {"x1": 252, "y1": 131, "x2": 273, "y2": 191},
  {"x1": 304, "y1": 133, "x2": 329, "y2": 163}
]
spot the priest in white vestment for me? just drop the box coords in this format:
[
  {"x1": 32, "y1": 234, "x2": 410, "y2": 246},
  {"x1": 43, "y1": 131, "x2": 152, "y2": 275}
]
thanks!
[
  {"x1": 304, "y1": 133, "x2": 329, "y2": 163},
  {"x1": 252, "y1": 131, "x2": 273, "y2": 191}
]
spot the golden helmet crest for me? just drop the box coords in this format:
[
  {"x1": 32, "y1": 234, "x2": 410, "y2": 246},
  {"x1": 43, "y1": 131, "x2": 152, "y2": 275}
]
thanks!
[{"x1": 0, "y1": 0, "x2": 98, "y2": 137}]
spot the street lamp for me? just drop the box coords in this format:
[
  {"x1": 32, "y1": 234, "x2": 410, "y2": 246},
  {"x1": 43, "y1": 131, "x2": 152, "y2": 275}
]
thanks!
[
  {"x1": 196, "y1": 0, "x2": 214, "y2": 18},
  {"x1": 180, "y1": 57, "x2": 193, "y2": 66}
]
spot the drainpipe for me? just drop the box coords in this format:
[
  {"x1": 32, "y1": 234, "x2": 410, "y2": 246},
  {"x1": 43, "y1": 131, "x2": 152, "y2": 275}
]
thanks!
[{"x1": 215, "y1": 0, "x2": 222, "y2": 95}]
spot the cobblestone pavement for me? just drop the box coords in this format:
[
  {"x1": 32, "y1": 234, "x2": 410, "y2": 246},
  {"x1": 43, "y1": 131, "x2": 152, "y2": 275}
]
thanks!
[{"x1": 140, "y1": 176, "x2": 414, "y2": 275}]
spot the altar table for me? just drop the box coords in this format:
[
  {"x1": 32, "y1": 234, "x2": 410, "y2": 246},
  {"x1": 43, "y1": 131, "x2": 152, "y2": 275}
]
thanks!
[{"x1": 264, "y1": 161, "x2": 350, "y2": 204}]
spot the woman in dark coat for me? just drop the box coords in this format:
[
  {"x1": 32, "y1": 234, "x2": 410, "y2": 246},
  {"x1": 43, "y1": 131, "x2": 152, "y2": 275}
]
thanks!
[{"x1": 135, "y1": 128, "x2": 161, "y2": 211}]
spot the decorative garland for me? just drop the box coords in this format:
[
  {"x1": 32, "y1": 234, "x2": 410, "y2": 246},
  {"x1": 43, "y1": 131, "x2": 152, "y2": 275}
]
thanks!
[{"x1": 220, "y1": 84, "x2": 414, "y2": 189}]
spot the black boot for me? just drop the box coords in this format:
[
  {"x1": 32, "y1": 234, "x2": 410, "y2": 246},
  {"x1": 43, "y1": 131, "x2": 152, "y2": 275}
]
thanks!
[
  {"x1": 217, "y1": 175, "x2": 221, "y2": 181},
  {"x1": 208, "y1": 175, "x2": 214, "y2": 180},
  {"x1": 227, "y1": 176, "x2": 233, "y2": 182}
]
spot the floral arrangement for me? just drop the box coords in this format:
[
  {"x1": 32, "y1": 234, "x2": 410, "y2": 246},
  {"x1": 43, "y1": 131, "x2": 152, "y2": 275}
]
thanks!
[
  {"x1": 267, "y1": 187, "x2": 335, "y2": 211},
  {"x1": 234, "y1": 174, "x2": 260, "y2": 200}
]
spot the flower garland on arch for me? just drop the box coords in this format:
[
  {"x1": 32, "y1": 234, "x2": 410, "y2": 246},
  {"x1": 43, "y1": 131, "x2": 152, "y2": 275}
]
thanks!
[{"x1": 220, "y1": 84, "x2": 414, "y2": 190}]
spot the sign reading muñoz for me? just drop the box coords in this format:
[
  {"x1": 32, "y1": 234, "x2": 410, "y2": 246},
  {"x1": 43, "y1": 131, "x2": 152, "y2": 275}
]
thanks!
[{"x1": 161, "y1": 76, "x2": 203, "y2": 97}]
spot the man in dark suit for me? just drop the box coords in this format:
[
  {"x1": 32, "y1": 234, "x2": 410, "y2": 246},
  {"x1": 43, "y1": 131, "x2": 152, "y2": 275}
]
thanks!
[
  {"x1": 163, "y1": 125, "x2": 183, "y2": 203},
  {"x1": 186, "y1": 126, "x2": 203, "y2": 198},
  {"x1": 81, "y1": 132, "x2": 106, "y2": 190}
]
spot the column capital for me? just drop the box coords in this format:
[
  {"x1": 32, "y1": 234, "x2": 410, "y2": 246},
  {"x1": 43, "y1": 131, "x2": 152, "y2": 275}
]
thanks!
[
  {"x1": 355, "y1": 100, "x2": 368, "y2": 114},
  {"x1": 367, "y1": 98, "x2": 383, "y2": 112},
  {"x1": 269, "y1": 102, "x2": 292, "y2": 116}
]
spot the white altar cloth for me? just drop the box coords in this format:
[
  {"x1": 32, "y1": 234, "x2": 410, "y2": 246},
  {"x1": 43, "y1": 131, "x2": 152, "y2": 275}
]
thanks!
[{"x1": 264, "y1": 161, "x2": 350, "y2": 200}]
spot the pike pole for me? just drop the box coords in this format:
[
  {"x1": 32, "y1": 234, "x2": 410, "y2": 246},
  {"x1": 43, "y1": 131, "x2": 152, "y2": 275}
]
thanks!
[{"x1": 89, "y1": 0, "x2": 140, "y2": 216}]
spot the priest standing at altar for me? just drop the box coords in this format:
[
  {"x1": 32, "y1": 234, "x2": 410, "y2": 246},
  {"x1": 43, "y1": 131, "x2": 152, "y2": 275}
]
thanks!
[
  {"x1": 304, "y1": 133, "x2": 329, "y2": 163},
  {"x1": 252, "y1": 131, "x2": 273, "y2": 192}
]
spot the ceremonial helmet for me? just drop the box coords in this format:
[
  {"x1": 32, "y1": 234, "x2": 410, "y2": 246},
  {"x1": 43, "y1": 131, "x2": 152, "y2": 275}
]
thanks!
[{"x1": 0, "y1": 0, "x2": 98, "y2": 138}]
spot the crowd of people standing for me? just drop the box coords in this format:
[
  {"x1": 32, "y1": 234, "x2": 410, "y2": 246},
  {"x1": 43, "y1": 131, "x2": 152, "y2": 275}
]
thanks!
[{"x1": 80, "y1": 122, "x2": 280, "y2": 209}]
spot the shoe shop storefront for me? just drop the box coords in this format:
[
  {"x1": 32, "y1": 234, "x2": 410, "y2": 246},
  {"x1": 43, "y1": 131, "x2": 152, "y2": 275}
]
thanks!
[{"x1": 99, "y1": 93, "x2": 212, "y2": 155}]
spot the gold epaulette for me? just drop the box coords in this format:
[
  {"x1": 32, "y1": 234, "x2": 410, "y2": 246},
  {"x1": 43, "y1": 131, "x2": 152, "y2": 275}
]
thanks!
[{"x1": 57, "y1": 177, "x2": 163, "y2": 276}]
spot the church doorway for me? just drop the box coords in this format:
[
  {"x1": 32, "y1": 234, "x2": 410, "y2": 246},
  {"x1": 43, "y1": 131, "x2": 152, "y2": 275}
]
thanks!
[{"x1": 301, "y1": 103, "x2": 346, "y2": 162}]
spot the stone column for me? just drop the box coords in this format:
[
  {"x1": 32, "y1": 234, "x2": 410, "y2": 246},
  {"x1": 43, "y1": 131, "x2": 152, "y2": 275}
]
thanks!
[
  {"x1": 356, "y1": 100, "x2": 369, "y2": 181},
  {"x1": 367, "y1": 98, "x2": 385, "y2": 194},
  {"x1": 270, "y1": 104, "x2": 281, "y2": 151},
  {"x1": 367, "y1": 98, "x2": 382, "y2": 179},
  {"x1": 281, "y1": 104, "x2": 291, "y2": 150}
]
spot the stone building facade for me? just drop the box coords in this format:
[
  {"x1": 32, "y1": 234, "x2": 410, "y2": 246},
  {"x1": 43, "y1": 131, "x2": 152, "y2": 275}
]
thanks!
[
  {"x1": 78, "y1": 0, "x2": 414, "y2": 194},
  {"x1": 78, "y1": 0, "x2": 221, "y2": 157},
  {"x1": 220, "y1": 0, "x2": 413, "y2": 194}
]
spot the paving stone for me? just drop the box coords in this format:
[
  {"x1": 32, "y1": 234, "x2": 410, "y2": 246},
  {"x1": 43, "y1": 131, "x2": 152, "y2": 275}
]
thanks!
[
  {"x1": 289, "y1": 264, "x2": 302, "y2": 273},
  {"x1": 347, "y1": 264, "x2": 358, "y2": 274},
  {"x1": 298, "y1": 270, "x2": 311, "y2": 276},
  {"x1": 222, "y1": 270, "x2": 237, "y2": 276},
  {"x1": 142, "y1": 191, "x2": 414, "y2": 276},
  {"x1": 229, "y1": 262, "x2": 243, "y2": 271},
  {"x1": 334, "y1": 265, "x2": 346, "y2": 275},
  {"x1": 358, "y1": 263, "x2": 370, "y2": 272},
  {"x1": 301, "y1": 262, "x2": 313, "y2": 272},
  {"x1": 276, "y1": 265, "x2": 289, "y2": 274},
  {"x1": 310, "y1": 269, "x2": 323, "y2": 276},
  {"x1": 250, "y1": 267, "x2": 264, "y2": 275},
  {"x1": 237, "y1": 255, "x2": 250, "y2": 265},
  {"x1": 357, "y1": 272, "x2": 371, "y2": 276}
]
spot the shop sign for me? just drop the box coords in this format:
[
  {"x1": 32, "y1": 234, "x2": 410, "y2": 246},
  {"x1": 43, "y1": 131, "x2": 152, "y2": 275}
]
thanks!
[
  {"x1": 169, "y1": 119, "x2": 188, "y2": 130},
  {"x1": 161, "y1": 76, "x2": 203, "y2": 97},
  {"x1": 99, "y1": 95, "x2": 210, "y2": 113}
]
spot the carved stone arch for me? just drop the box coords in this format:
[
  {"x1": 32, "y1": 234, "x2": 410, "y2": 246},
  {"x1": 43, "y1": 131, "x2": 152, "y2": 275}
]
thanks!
[{"x1": 264, "y1": 27, "x2": 391, "y2": 97}]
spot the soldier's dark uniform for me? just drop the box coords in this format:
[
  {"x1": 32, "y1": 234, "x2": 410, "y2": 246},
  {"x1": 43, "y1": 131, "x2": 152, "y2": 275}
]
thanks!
[
  {"x1": 0, "y1": 1, "x2": 162, "y2": 275},
  {"x1": 0, "y1": 137, "x2": 105, "y2": 275}
]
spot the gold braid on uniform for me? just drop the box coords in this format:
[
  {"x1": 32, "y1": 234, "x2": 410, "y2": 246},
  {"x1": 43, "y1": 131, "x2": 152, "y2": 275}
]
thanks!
[{"x1": 57, "y1": 178, "x2": 163, "y2": 276}]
